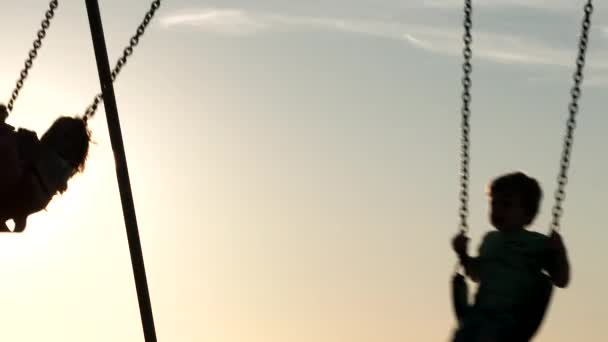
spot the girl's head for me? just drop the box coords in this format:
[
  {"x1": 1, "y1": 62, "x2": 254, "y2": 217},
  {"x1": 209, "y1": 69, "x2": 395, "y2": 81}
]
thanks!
[
  {"x1": 41, "y1": 116, "x2": 91, "y2": 174},
  {"x1": 0, "y1": 104, "x2": 7, "y2": 122},
  {"x1": 486, "y1": 171, "x2": 542, "y2": 231}
]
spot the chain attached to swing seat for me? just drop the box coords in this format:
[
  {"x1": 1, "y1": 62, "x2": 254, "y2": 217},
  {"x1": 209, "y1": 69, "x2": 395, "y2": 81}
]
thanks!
[
  {"x1": 458, "y1": 0, "x2": 473, "y2": 236},
  {"x1": 457, "y1": 0, "x2": 593, "y2": 235},
  {"x1": 6, "y1": 0, "x2": 59, "y2": 115},
  {"x1": 550, "y1": 1, "x2": 593, "y2": 233}
]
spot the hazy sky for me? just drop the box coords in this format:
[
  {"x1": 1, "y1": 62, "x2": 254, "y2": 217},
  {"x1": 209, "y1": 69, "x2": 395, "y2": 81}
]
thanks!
[{"x1": 1, "y1": 1, "x2": 608, "y2": 341}]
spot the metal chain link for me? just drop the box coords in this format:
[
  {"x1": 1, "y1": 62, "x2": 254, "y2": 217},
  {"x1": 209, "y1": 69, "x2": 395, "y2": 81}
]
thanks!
[
  {"x1": 5, "y1": 0, "x2": 59, "y2": 114},
  {"x1": 459, "y1": 0, "x2": 473, "y2": 234},
  {"x1": 550, "y1": 1, "x2": 593, "y2": 232},
  {"x1": 83, "y1": 0, "x2": 161, "y2": 121},
  {"x1": 458, "y1": 1, "x2": 592, "y2": 234}
]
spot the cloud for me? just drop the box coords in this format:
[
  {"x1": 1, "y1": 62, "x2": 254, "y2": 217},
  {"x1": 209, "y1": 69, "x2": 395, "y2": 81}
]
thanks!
[
  {"x1": 161, "y1": 8, "x2": 608, "y2": 70},
  {"x1": 422, "y1": 0, "x2": 578, "y2": 10},
  {"x1": 161, "y1": 9, "x2": 406, "y2": 38},
  {"x1": 403, "y1": 34, "x2": 434, "y2": 51},
  {"x1": 528, "y1": 73, "x2": 608, "y2": 88},
  {"x1": 401, "y1": 27, "x2": 580, "y2": 67},
  {"x1": 584, "y1": 76, "x2": 608, "y2": 88},
  {"x1": 160, "y1": 10, "x2": 269, "y2": 35}
]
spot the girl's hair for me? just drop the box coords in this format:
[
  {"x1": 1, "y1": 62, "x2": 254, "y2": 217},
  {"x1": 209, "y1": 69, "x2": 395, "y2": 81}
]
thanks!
[
  {"x1": 0, "y1": 104, "x2": 7, "y2": 122},
  {"x1": 488, "y1": 171, "x2": 543, "y2": 225},
  {"x1": 41, "y1": 116, "x2": 91, "y2": 173}
]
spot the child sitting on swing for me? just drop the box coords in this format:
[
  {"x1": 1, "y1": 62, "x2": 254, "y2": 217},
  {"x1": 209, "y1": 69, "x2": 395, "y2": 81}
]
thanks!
[
  {"x1": 451, "y1": 172, "x2": 570, "y2": 342},
  {"x1": 0, "y1": 103, "x2": 91, "y2": 232}
]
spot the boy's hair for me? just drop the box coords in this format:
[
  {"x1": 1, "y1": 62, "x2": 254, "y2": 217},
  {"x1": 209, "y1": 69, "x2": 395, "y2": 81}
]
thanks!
[
  {"x1": 488, "y1": 171, "x2": 542, "y2": 225},
  {"x1": 41, "y1": 116, "x2": 91, "y2": 174}
]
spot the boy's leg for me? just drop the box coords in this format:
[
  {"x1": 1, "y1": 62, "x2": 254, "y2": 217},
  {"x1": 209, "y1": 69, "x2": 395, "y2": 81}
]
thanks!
[
  {"x1": 453, "y1": 310, "x2": 519, "y2": 342},
  {"x1": 475, "y1": 312, "x2": 520, "y2": 342},
  {"x1": 452, "y1": 315, "x2": 481, "y2": 342}
]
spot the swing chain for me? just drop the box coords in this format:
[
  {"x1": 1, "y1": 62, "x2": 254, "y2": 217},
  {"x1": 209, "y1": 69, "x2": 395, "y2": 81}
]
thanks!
[
  {"x1": 550, "y1": 1, "x2": 593, "y2": 233},
  {"x1": 6, "y1": 0, "x2": 59, "y2": 114},
  {"x1": 84, "y1": 0, "x2": 162, "y2": 121},
  {"x1": 459, "y1": 0, "x2": 473, "y2": 234}
]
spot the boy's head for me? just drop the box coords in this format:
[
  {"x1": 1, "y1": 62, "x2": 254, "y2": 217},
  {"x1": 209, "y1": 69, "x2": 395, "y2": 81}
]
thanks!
[
  {"x1": 486, "y1": 172, "x2": 542, "y2": 231},
  {"x1": 41, "y1": 116, "x2": 91, "y2": 174}
]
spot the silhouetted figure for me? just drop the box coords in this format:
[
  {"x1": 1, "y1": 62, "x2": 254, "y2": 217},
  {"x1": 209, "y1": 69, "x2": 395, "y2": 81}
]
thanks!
[
  {"x1": 0, "y1": 104, "x2": 91, "y2": 232},
  {"x1": 451, "y1": 172, "x2": 570, "y2": 342},
  {"x1": 0, "y1": 104, "x2": 7, "y2": 123}
]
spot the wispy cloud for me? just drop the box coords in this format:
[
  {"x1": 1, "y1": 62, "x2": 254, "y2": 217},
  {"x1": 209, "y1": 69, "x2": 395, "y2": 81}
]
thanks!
[
  {"x1": 422, "y1": 0, "x2": 578, "y2": 10},
  {"x1": 401, "y1": 27, "x2": 583, "y2": 67},
  {"x1": 161, "y1": 9, "x2": 406, "y2": 38},
  {"x1": 160, "y1": 10, "x2": 270, "y2": 36},
  {"x1": 584, "y1": 76, "x2": 608, "y2": 88},
  {"x1": 528, "y1": 73, "x2": 608, "y2": 88},
  {"x1": 161, "y1": 8, "x2": 608, "y2": 70}
]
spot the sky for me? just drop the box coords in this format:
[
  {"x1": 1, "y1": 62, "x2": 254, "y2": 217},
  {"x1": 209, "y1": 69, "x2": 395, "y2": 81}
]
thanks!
[{"x1": 1, "y1": 0, "x2": 608, "y2": 341}]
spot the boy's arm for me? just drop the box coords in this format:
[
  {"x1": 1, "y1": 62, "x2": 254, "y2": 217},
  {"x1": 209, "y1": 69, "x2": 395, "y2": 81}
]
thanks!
[
  {"x1": 549, "y1": 252, "x2": 570, "y2": 288},
  {"x1": 546, "y1": 232, "x2": 570, "y2": 288},
  {"x1": 452, "y1": 232, "x2": 486, "y2": 282},
  {"x1": 458, "y1": 252, "x2": 480, "y2": 282}
]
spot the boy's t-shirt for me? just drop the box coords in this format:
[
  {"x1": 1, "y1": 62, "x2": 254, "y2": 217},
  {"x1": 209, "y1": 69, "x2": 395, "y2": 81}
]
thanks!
[{"x1": 474, "y1": 229, "x2": 551, "y2": 312}]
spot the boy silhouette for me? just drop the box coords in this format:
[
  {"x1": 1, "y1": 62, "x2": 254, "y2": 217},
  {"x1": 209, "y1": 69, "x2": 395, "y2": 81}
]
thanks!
[{"x1": 452, "y1": 172, "x2": 570, "y2": 341}]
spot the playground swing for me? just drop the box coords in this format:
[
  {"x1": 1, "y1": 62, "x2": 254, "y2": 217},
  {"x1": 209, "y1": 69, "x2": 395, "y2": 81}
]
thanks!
[
  {"x1": 451, "y1": 1, "x2": 593, "y2": 341},
  {"x1": 0, "y1": 0, "x2": 161, "y2": 232}
]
